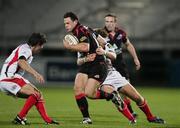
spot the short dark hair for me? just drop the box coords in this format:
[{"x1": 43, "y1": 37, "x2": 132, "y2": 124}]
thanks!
[
  {"x1": 105, "y1": 14, "x2": 117, "y2": 22},
  {"x1": 28, "y1": 33, "x2": 47, "y2": 46},
  {"x1": 63, "y1": 12, "x2": 78, "y2": 21}
]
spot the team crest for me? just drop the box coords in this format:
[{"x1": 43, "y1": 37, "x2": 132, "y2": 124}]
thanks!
[
  {"x1": 80, "y1": 36, "x2": 87, "y2": 42},
  {"x1": 94, "y1": 75, "x2": 100, "y2": 79}
]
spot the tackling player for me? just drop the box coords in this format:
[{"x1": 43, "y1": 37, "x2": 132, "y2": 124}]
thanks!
[{"x1": 0, "y1": 33, "x2": 59, "y2": 125}]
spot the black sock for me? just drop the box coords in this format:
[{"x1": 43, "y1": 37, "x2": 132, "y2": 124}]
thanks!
[
  {"x1": 124, "y1": 98, "x2": 134, "y2": 114},
  {"x1": 127, "y1": 104, "x2": 134, "y2": 113},
  {"x1": 75, "y1": 94, "x2": 90, "y2": 118},
  {"x1": 96, "y1": 90, "x2": 113, "y2": 100}
]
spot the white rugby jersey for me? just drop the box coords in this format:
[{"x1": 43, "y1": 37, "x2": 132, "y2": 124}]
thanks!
[
  {"x1": 104, "y1": 43, "x2": 116, "y2": 71},
  {"x1": 0, "y1": 43, "x2": 33, "y2": 79}
]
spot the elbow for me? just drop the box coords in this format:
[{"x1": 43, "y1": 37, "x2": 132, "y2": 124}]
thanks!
[
  {"x1": 111, "y1": 57, "x2": 116, "y2": 61},
  {"x1": 18, "y1": 60, "x2": 24, "y2": 66},
  {"x1": 111, "y1": 53, "x2": 117, "y2": 60}
]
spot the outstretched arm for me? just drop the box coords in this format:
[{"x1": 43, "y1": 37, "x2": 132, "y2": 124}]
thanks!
[
  {"x1": 18, "y1": 58, "x2": 44, "y2": 84},
  {"x1": 125, "y1": 38, "x2": 141, "y2": 70}
]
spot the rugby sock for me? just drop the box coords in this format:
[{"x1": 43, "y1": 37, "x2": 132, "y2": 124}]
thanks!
[
  {"x1": 75, "y1": 93, "x2": 90, "y2": 118},
  {"x1": 18, "y1": 95, "x2": 37, "y2": 119},
  {"x1": 35, "y1": 99, "x2": 52, "y2": 123},
  {"x1": 95, "y1": 90, "x2": 113, "y2": 100},
  {"x1": 138, "y1": 99, "x2": 154, "y2": 120},
  {"x1": 124, "y1": 98, "x2": 134, "y2": 113},
  {"x1": 117, "y1": 103, "x2": 135, "y2": 121}
]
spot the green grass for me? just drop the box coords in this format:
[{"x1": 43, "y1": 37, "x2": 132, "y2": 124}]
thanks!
[{"x1": 0, "y1": 85, "x2": 180, "y2": 128}]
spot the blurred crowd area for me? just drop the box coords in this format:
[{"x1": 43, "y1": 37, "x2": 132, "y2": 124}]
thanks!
[{"x1": 0, "y1": 0, "x2": 180, "y2": 86}]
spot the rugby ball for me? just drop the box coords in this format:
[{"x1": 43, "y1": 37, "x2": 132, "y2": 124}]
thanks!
[{"x1": 64, "y1": 34, "x2": 79, "y2": 45}]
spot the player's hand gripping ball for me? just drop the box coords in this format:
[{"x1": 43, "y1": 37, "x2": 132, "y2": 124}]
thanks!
[{"x1": 64, "y1": 34, "x2": 79, "y2": 45}]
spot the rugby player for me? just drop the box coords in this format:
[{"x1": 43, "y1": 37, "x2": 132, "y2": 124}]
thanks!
[{"x1": 0, "y1": 33, "x2": 59, "y2": 125}]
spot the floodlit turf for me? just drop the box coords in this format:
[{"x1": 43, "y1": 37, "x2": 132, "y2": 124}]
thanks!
[{"x1": 0, "y1": 85, "x2": 180, "y2": 128}]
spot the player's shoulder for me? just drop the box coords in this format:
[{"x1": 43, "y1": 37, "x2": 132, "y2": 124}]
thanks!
[
  {"x1": 20, "y1": 43, "x2": 31, "y2": 50},
  {"x1": 19, "y1": 43, "x2": 32, "y2": 55},
  {"x1": 74, "y1": 25, "x2": 89, "y2": 36},
  {"x1": 79, "y1": 25, "x2": 88, "y2": 32},
  {"x1": 115, "y1": 27, "x2": 126, "y2": 35}
]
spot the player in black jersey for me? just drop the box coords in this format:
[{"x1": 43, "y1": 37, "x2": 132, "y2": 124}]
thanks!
[
  {"x1": 63, "y1": 12, "x2": 121, "y2": 124},
  {"x1": 95, "y1": 14, "x2": 141, "y2": 118}
]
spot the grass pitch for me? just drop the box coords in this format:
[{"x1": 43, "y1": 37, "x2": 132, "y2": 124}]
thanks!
[{"x1": 0, "y1": 85, "x2": 180, "y2": 128}]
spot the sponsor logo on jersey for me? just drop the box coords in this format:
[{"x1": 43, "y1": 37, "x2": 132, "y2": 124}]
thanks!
[
  {"x1": 94, "y1": 75, "x2": 100, "y2": 79},
  {"x1": 80, "y1": 36, "x2": 87, "y2": 42},
  {"x1": 11, "y1": 85, "x2": 17, "y2": 91}
]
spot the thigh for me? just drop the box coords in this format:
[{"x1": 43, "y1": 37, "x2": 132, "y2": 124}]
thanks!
[
  {"x1": 85, "y1": 78, "x2": 100, "y2": 98},
  {"x1": 18, "y1": 83, "x2": 40, "y2": 98},
  {"x1": 102, "y1": 70, "x2": 129, "y2": 91},
  {"x1": 74, "y1": 73, "x2": 88, "y2": 95}
]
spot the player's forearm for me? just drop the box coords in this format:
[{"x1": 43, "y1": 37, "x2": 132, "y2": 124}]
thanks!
[
  {"x1": 72, "y1": 43, "x2": 89, "y2": 52},
  {"x1": 105, "y1": 51, "x2": 116, "y2": 60},
  {"x1": 18, "y1": 59, "x2": 39, "y2": 77},
  {"x1": 97, "y1": 35, "x2": 106, "y2": 46},
  {"x1": 64, "y1": 41, "x2": 89, "y2": 52},
  {"x1": 126, "y1": 43, "x2": 139, "y2": 60}
]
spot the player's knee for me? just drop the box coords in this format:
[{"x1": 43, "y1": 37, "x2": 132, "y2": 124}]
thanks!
[
  {"x1": 73, "y1": 85, "x2": 84, "y2": 95},
  {"x1": 135, "y1": 96, "x2": 144, "y2": 105},
  {"x1": 84, "y1": 90, "x2": 95, "y2": 98},
  {"x1": 38, "y1": 91, "x2": 44, "y2": 100},
  {"x1": 32, "y1": 91, "x2": 41, "y2": 100}
]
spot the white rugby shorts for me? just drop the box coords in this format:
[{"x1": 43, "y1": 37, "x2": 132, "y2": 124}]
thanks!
[
  {"x1": 102, "y1": 70, "x2": 129, "y2": 90},
  {"x1": 0, "y1": 75, "x2": 30, "y2": 96}
]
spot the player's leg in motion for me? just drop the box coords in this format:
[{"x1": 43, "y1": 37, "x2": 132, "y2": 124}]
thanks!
[
  {"x1": 84, "y1": 63, "x2": 115, "y2": 101},
  {"x1": 101, "y1": 85, "x2": 136, "y2": 124},
  {"x1": 120, "y1": 67, "x2": 137, "y2": 118},
  {"x1": 85, "y1": 79, "x2": 114, "y2": 100},
  {"x1": 120, "y1": 84, "x2": 165, "y2": 124},
  {"x1": 15, "y1": 84, "x2": 59, "y2": 125},
  {"x1": 74, "y1": 73, "x2": 91, "y2": 124},
  {"x1": 123, "y1": 96, "x2": 137, "y2": 117},
  {"x1": 84, "y1": 78, "x2": 137, "y2": 124}
]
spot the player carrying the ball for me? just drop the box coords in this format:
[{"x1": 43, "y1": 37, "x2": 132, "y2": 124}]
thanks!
[{"x1": 63, "y1": 12, "x2": 123, "y2": 124}]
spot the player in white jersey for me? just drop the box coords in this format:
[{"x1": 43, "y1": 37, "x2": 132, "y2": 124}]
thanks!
[
  {"x1": 0, "y1": 33, "x2": 59, "y2": 125},
  {"x1": 78, "y1": 43, "x2": 165, "y2": 124}
]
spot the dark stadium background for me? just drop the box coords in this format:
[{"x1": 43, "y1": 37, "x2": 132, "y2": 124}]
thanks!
[
  {"x1": 0, "y1": 0, "x2": 180, "y2": 86},
  {"x1": 1, "y1": 1, "x2": 180, "y2": 128}
]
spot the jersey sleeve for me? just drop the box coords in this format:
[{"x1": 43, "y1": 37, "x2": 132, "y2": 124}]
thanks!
[
  {"x1": 120, "y1": 30, "x2": 127, "y2": 44},
  {"x1": 18, "y1": 46, "x2": 32, "y2": 60}
]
